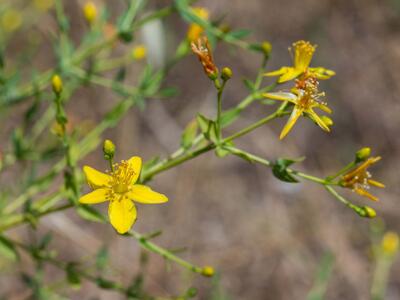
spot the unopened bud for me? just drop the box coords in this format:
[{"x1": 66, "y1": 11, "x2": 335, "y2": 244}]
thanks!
[
  {"x1": 103, "y1": 139, "x2": 115, "y2": 160},
  {"x1": 201, "y1": 266, "x2": 214, "y2": 277},
  {"x1": 356, "y1": 206, "x2": 376, "y2": 218},
  {"x1": 83, "y1": 1, "x2": 97, "y2": 25},
  {"x1": 221, "y1": 67, "x2": 233, "y2": 81},
  {"x1": 355, "y1": 147, "x2": 371, "y2": 162},
  {"x1": 261, "y1": 41, "x2": 272, "y2": 56},
  {"x1": 52, "y1": 74, "x2": 63, "y2": 95},
  {"x1": 186, "y1": 287, "x2": 198, "y2": 298},
  {"x1": 132, "y1": 45, "x2": 147, "y2": 60}
]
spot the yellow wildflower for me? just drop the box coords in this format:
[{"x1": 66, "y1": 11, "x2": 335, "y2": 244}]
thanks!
[
  {"x1": 51, "y1": 74, "x2": 63, "y2": 94},
  {"x1": 265, "y1": 40, "x2": 335, "y2": 83},
  {"x1": 80, "y1": 157, "x2": 168, "y2": 234},
  {"x1": 263, "y1": 76, "x2": 332, "y2": 139},
  {"x1": 83, "y1": 1, "x2": 97, "y2": 25},
  {"x1": 341, "y1": 156, "x2": 385, "y2": 201},
  {"x1": 187, "y1": 7, "x2": 209, "y2": 42},
  {"x1": 201, "y1": 266, "x2": 215, "y2": 277},
  {"x1": 1, "y1": 9, "x2": 22, "y2": 33},
  {"x1": 132, "y1": 45, "x2": 147, "y2": 60},
  {"x1": 382, "y1": 231, "x2": 399, "y2": 256},
  {"x1": 191, "y1": 36, "x2": 218, "y2": 79}
]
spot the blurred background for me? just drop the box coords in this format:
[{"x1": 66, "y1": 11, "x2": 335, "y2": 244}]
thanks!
[{"x1": 1, "y1": 0, "x2": 400, "y2": 299}]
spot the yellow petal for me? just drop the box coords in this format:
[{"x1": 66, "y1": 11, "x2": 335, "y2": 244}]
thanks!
[
  {"x1": 108, "y1": 198, "x2": 137, "y2": 234},
  {"x1": 264, "y1": 66, "x2": 288, "y2": 77},
  {"x1": 129, "y1": 184, "x2": 168, "y2": 204},
  {"x1": 83, "y1": 166, "x2": 111, "y2": 189},
  {"x1": 307, "y1": 109, "x2": 330, "y2": 132},
  {"x1": 355, "y1": 187, "x2": 379, "y2": 202},
  {"x1": 277, "y1": 68, "x2": 303, "y2": 83},
  {"x1": 368, "y1": 179, "x2": 385, "y2": 188},
  {"x1": 127, "y1": 156, "x2": 142, "y2": 185},
  {"x1": 309, "y1": 67, "x2": 336, "y2": 80},
  {"x1": 263, "y1": 92, "x2": 298, "y2": 103},
  {"x1": 79, "y1": 188, "x2": 109, "y2": 204},
  {"x1": 280, "y1": 108, "x2": 302, "y2": 139}
]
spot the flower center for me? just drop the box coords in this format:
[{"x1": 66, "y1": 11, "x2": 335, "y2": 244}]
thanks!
[{"x1": 109, "y1": 161, "x2": 136, "y2": 195}]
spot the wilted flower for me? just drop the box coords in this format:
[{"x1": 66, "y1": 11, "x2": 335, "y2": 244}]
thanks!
[
  {"x1": 187, "y1": 7, "x2": 209, "y2": 42},
  {"x1": 265, "y1": 40, "x2": 335, "y2": 83},
  {"x1": 263, "y1": 76, "x2": 332, "y2": 139},
  {"x1": 191, "y1": 37, "x2": 218, "y2": 79},
  {"x1": 341, "y1": 156, "x2": 385, "y2": 201},
  {"x1": 80, "y1": 156, "x2": 168, "y2": 234}
]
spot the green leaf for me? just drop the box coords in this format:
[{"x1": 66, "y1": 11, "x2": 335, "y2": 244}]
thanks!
[
  {"x1": 196, "y1": 114, "x2": 218, "y2": 143},
  {"x1": 0, "y1": 235, "x2": 19, "y2": 261},
  {"x1": 77, "y1": 205, "x2": 106, "y2": 223},
  {"x1": 159, "y1": 87, "x2": 179, "y2": 98},
  {"x1": 225, "y1": 29, "x2": 252, "y2": 40},
  {"x1": 181, "y1": 119, "x2": 198, "y2": 149},
  {"x1": 306, "y1": 253, "x2": 335, "y2": 300},
  {"x1": 96, "y1": 277, "x2": 117, "y2": 289},
  {"x1": 243, "y1": 78, "x2": 255, "y2": 92},
  {"x1": 272, "y1": 157, "x2": 305, "y2": 183}
]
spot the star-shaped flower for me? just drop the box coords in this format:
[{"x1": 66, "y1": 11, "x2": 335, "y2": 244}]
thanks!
[
  {"x1": 79, "y1": 156, "x2": 168, "y2": 234},
  {"x1": 265, "y1": 40, "x2": 335, "y2": 83}
]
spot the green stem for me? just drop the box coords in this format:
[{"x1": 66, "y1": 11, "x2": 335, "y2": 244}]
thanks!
[{"x1": 326, "y1": 161, "x2": 356, "y2": 181}]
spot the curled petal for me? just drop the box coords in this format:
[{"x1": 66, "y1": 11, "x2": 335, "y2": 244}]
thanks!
[
  {"x1": 109, "y1": 198, "x2": 137, "y2": 234},
  {"x1": 83, "y1": 166, "x2": 111, "y2": 189},
  {"x1": 280, "y1": 108, "x2": 303, "y2": 139},
  {"x1": 317, "y1": 103, "x2": 332, "y2": 114},
  {"x1": 368, "y1": 179, "x2": 385, "y2": 188},
  {"x1": 309, "y1": 67, "x2": 336, "y2": 80},
  {"x1": 307, "y1": 109, "x2": 331, "y2": 132},
  {"x1": 127, "y1": 156, "x2": 142, "y2": 185},
  {"x1": 79, "y1": 188, "x2": 109, "y2": 204},
  {"x1": 354, "y1": 187, "x2": 379, "y2": 202},
  {"x1": 263, "y1": 92, "x2": 298, "y2": 103},
  {"x1": 264, "y1": 66, "x2": 289, "y2": 77},
  {"x1": 129, "y1": 184, "x2": 168, "y2": 204},
  {"x1": 277, "y1": 68, "x2": 303, "y2": 83}
]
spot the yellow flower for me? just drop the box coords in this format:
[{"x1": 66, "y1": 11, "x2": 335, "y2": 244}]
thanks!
[
  {"x1": 80, "y1": 157, "x2": 168, "y2": 234},
  {"x1": 132, "y1": 45, "x2": 147, "y2": 60},
  {"x1": 264, "y1": 40, "x2": 335, "y2": 83},
  {"x1": 187, "y1": 7, "x2": 209, "y2": 42},
  {"x1": 382, "y1": 231, "x2": 399, "y2": 256},
  {"x1": 341, "y1": 156, "x2": 385, "y2": 201},
  {"x1": 263, "y1": 77, "x2": 332, "y2": 139},
  {"x1": 83, "y1": 1, "x2": 97, "y2": 25}
]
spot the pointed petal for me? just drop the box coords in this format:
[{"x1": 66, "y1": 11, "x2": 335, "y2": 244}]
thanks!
[
  {"x1": 127, "y1": 156, "x2": 142, "y2": 185},
  {"x1": 108, "y1": 198, "x2": 137, "y2": 234},
  {"x1": 368, "y1": 179, "x2": 385, "y2": 188},
  {"x1": 307, "y1": 109, "x2": 330, "y2": 132},
  {"x1": 280, "y1": 108, "x2": 303, "y2": 139},
  {"x1": 83, "y1": 166, "x2": 111, "y2": 189},
  {"x1": 264, "y1": 67, "x2": 288, "y2": 77},
  {"x1": 79, "y1": 188, "x2": 109, "y2": 204},
  {"x1": 355, "y1": 187, "x2": 379, "y2": 201},
  {"x1": 263, "y1": 92, "x2": 298, "y2": 103},
  {"x1": 128, "y1": 184, "x2": 168, "y2": 204},
  {"x1": 317, "y1": 103, "x2": 332, "y2": 114},
  {"x1": 277, "y1": 68, "x2": 303, "y2": 83}
]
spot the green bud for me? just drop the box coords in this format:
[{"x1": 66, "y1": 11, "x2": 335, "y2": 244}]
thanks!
[
  {"x1": 355, "y1": 147, "x2": 371, "y2": 162},
  {"x1": 186, "y1": 287, "x2": 198, "y2": 298},
  {"x1": 321, "y1": 115, "x2": 333, "y2": 127},
  {"x1": 221, "y1": 67, "x2": 233, "y2": 81},
  {"x1": 103, "y1": 139, "x2": 115, "y2": 160},
  {"x1": 261, "y1": 41, "x2": 272, "y2": 56},
  {"x1": 208, "y1": 71, "x2": 219, "y2": 81},
  {"x1": 355, "y1": 206, "x2": 376, "y2": 218}
]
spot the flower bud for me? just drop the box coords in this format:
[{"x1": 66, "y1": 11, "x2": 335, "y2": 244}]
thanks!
[
  {"x1": 52, "y1": 74, "x2": 63, "y2": 95},
  {"x1": 221, "y1": 67, "x2": 233, "y2": 81},
  {"x1": 132, "y1": 45, "x2": 147, "y2": 60},
  {"x1": 356, "y1": 206, "x2": 376, "y2": 218},
  {"x1": 382, "y1": 231, "x2": 399, "y2": 256},
  {"x1": 261, "y1": 41, "x2": 272, "y2": 56},
  {"x1": 186, "y1": 287, "x2": 198, "y2": 298},
  {"x1": 201, "y1": 265, "x2": 214, "y2": 277},
  {"x1": 355, "y1": 147, "x2": 371, "y2": 162},
  {"x1": 103, "y1": 139, "x2": 115, "y2": 160},
  {"x1": 83, "y1": 1, "x2": 97, "y2": 25}
]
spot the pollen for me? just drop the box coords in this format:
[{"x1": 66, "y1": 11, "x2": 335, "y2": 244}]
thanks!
[{"x1": 109, "y1": 161, "x2": 137, "y2": 194}]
